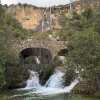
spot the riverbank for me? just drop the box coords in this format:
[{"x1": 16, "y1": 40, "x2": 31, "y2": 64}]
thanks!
[{"x1": 0, "y1": 90, "x2": 99, "y2": 100}]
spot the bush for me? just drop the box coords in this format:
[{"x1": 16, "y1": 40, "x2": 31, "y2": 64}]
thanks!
[
  {"x1": 0, "y1": 5, "x2": 33, "y2": 87},
  {"x1": 62, "y1": 8, "x2": 100, "y2": 94}
]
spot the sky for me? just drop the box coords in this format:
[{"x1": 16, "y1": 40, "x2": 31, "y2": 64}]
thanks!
[{"x1": 1, "y1": 0, "x2": 75, "y2": 7}]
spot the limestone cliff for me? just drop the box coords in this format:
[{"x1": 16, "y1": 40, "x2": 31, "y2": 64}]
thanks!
[
  {"x1": 6, "y1": 5, "x2": 43, "y2": 30},
  {"x1": 5, "y1": 0, "x2": 100, "y2": 31},
  {"x1": 5, "y1": 1, "x2": 81, "y2": 31},
  {"x1": 5, "y1": 4, "x2": 65, "y2": 31}
]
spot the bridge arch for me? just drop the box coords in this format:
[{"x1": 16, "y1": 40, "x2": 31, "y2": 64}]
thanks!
[
  {"x1": 57, "y1": 48, "x2": 68, "y2": 56},
  {"x1": 20, "y1": 47, "x2": 52, "y2": 64},
  {"x1": 11, "y1": 39, "x2": 66, "y2": 58}
]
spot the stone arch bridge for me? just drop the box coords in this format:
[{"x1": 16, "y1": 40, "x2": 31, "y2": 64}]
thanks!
[
  {"x1": 6, "y1": 39, "x2": 68, "y2": 88},
  {"x1": 12, "y1": 39, "x2": 67, "y2": 58}
]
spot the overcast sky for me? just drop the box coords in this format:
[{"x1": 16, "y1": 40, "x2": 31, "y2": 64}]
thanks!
[{"x1": 1, "y1": 0, "x2": 75, "y2": 7}]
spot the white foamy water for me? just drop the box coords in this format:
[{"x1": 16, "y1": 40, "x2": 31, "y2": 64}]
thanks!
[
  {"x1": 17, "y1": 69, "x2": 79, "y2": 96},
  {"x1": 45, "y1": 69, "x2": 65, "y2": 88},
  {"x1": 35, "y1": 57, "x2": 40, "y2": 64},
  {"x1": 25, "y1": 70, "x2": 41, "y2": 89}
]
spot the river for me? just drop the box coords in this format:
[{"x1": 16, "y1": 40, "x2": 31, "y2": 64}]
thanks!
[
  {"x1": 0, "y1": 91, "x2": 99, "y2": 100},
  {"x1": 0, "y1": 69, "x2": 99, "y2": 100}
]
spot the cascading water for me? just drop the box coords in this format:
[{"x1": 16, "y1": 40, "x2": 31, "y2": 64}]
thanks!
[
  {"x1": 25, "y1": 70, "x2": 41, "y2": 89},
  {"x1": 19, "y1": 68, "x2": 79, "y2": 96},
  {"x1": 45, "y1": 69, "x2": 65, "y2": 88},
  {"x1": 35, "y1": 56, "x2": 40, "y2": 64}
]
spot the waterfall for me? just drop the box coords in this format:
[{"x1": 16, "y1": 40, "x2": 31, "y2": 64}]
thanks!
[
  {"x1": 25, "y1": 70, "x2": 41, "y2": 90},
  {"x1": 18, "y1": 69, "x2": 79, "y2": 96},
  {"x1": 35, "y1": 56, "x2": 40, "y2": 64},
  {"x1": 45, "y1": 69, "x2": 65, "y2": 88}
]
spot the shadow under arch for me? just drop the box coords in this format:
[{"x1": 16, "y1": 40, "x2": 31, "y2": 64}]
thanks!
[
  {"x1": 57, "y1": 48, "x2": 68, "y2": 56},
  {"x1": 19, "y1": 47, "x2": 53, "y2": 64},
  {"x1": 53, "y1": 48, "x2": 69, "y2": 66}
]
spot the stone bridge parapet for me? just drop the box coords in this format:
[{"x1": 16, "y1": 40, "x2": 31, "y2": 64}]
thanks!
[{"x1": 12, "y1": 39, "x2": 67, "y2": 58}]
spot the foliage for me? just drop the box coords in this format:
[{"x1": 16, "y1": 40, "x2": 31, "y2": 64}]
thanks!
[
  {"x1": 59, "y1": 7, "x2": 100, "y2": 94},
  {"x1": 0, "y1": 5, "x2": 33, "y2": 87}
]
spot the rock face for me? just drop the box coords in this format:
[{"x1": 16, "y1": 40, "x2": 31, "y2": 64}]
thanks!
[
  {"x1": 6, "y1": 5, "x2": 62, "y2": 31},
  {"x1": 5, "y1": 1, "x2": 100, "y2": 31},
  {"x1": 6, "y1": 5, "x2": 43, "y2": 30},
  {"x1": 5, "y1": 1, "x2": 81, "y2": 31},
  {"x1": 3, "y1": 0, "x2": 83, "y2": 32}
]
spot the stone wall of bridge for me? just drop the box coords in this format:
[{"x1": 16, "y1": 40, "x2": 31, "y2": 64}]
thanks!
[
  {"x1": 6, "y1": 39, "x2": 67, "y2": 88},
  {"x1": 11, "y1": 39, "x2": 67, "y2": 58}
]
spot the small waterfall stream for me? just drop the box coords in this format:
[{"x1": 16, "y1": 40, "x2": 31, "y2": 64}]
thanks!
[
  {"x1": 45, "y1": 69, "x2": 65, "y2": 88},
  {"x1": 19, "y1": 69, "x2": 79, "y2": 96},
  {"x1": 25, "y1": 70, "x2": 41, "y2": 89}
]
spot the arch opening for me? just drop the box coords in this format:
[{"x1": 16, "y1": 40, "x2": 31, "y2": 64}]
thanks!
[
  {"x1": 20, "y1": 47, "x2": 53, "y2": 64},
  {"x1": 57, "y1": 48, "x2": 68, "y2": 56}
]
